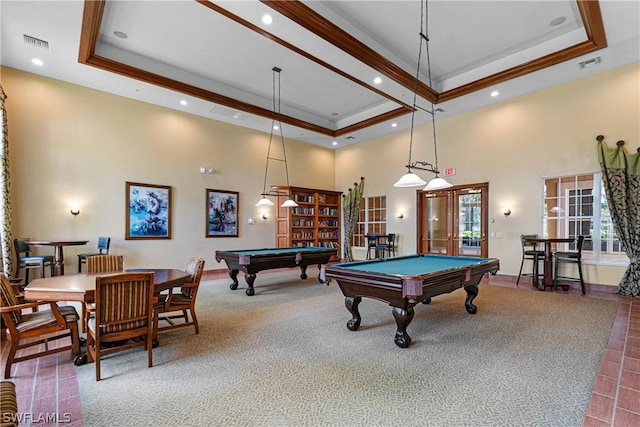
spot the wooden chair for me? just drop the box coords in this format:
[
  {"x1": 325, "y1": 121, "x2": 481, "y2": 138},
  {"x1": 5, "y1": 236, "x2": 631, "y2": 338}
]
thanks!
[
  {"x1": 516, "y1": 234, "x2": 544, "y2": 286},
  {"x1": 153, "y1": 257, "x2": 205, "y2": 343},
  {"x1": 86, "y1": 254, "x2": 123, "y2": 273},
  {"x1": 0, "y1": 380, "x2": 18, "y2": 427},
  {"x1": 13, "y1": 238, "x2": 54, "y2": 284},
  {"x1": 77, "y1": 237, "x2": 111, "y2": 273},
  {"x1": 86, "y1": 272, "x2": 155, "y2": 381},
  {"x1": 553, "y1": 235, "x2": 586, "y2": 294},
  {"x1": 0, "y1": 274, "x2": 81, "y2": 379},
  {"x1": 82, "y1": 255, "x2": 124, "y2": 332}
]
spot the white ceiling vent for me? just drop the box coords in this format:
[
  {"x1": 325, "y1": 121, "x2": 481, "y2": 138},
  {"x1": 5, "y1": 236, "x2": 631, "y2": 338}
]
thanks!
[
  {"x1": 23, "y1": 34, "x2": 50, "y2": 50},
  {"x1": 579, "y1": 56, "x2": 602, "y2": 69}
]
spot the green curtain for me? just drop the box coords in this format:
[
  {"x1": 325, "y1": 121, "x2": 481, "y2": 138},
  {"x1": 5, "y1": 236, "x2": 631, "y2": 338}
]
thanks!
[
  {"x1": 0, "y1": 85, "x2": 13, "y2": 277},
  {"x1": 342, "y1": 177, "x2": 365, "y2": 262},
  {"x1": 597, "y1": 135, "x2": 640, "y2": 297}
]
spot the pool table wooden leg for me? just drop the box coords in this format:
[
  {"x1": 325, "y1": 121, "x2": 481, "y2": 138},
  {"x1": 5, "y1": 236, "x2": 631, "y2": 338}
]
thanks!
[
  {"x1": 464, "y1": 284, "x2": 479, "y2": 314},
  {"x1": 228, "y1": 269, "x2": 239, "y2": 290},
  {"x1": 392, "y1": 306, "x2": 414, "y2": 348},
  {"x1": 244, "y1": 274, "x2": 256, "y2": 296},
  {"x1": 344, "y1": 296, "x2": 362, "y2": 331},
  {"x1": 299, "y1": 265, "x2": 308, "y2": 280}
]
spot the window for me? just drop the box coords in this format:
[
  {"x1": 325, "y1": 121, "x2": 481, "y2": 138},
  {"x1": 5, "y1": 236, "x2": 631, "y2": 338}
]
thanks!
[
  {"x1": 351, "y1": 196, "x2": 386, "y2": 247},
  {"x1": 543, "y1": 173, "x2": 627, "y2": 263}
]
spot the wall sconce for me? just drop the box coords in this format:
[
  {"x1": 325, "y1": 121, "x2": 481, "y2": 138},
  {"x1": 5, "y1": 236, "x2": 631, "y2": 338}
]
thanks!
[
  {"x1": 503, "y1": 209, "x2": 512, "y2": 217},
  {"x1": 397, "y1": 213, "x2": 404, "y2": 220},
  {"x1": 70, "y1": 207, "x2": 80, "y2": 217},
  {"x1": 262, "y1": 213, "x2": 269, "y2": 221}
]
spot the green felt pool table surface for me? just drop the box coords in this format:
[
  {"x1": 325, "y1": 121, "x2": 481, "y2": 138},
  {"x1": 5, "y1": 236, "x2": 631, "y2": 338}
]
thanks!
[{"x1": 330, "y1": 254, "x2": 495, "y2": 276}]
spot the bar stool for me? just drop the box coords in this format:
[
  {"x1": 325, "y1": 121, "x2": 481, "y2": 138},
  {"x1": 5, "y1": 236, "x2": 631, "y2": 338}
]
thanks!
[
  {"x1": 13, "y1": 238, "x2": 54, "y2": 284},
  {"x1": 517, "y1": 234, "x2": 544, "y2": 286},
  {"x1": 553, "y1": 235, "x2": 585, "y2": 294},
  {"x1": 365, "y1": 234, "x2": 380, "y2": 259},
  {"x1": 77, "y1": 237, "x2": 111, "y2": 273},
  {"x1": 377, "y1": 233, "x2": 397, "y2": 258}
]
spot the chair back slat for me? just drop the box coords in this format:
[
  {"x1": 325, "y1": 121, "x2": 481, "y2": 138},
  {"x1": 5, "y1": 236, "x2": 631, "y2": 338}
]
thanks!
[
  {"x1": 0, "y1": 274, "x2": 21, "y2": 324},
  {"x1": 14, "y1": 238, "x2": 31, "y2": 255},
  {"x1": 87, "y1": 255, "x2": 124, "y2": 273},
  {"x1": 521, "y1": 234, "x2": 540, "y2": 251},
  {"x1": 182, "y1": 257, "x2": 205, "y2": 297},
  {"x1": 95, "y1": 273, "x2": 154, "y2": 334}
]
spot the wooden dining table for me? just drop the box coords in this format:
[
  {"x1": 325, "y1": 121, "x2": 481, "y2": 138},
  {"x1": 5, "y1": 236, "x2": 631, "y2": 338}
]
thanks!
[
  {"x1": 26, "y1": 240, "x2": 89, "y2": 276},
  {"x1": 24, "y1": 268, "x2": 190, "y2": 303},
  {"x1": 523, "y1": 237, "x2": 575, "y2": 290},
  {"x1": 24, "y1": 268, "x2": 191, "y2": 364}
]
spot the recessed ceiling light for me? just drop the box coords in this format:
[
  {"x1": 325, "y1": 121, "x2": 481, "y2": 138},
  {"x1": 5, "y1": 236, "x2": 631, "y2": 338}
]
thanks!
[
  {"x1": 391, "y1": 123, "x2": 397, "y2": 128},
  {"x1": 273, "y1": 125, "x2": 279, "y2": 130},
  {"x1": 332, "y1": 141, "x2": 338, "y2": 146},
  {"x1": 114, "y1": 30, "x2": 128, "y2": 39},
  {"x1": 180, "y1": 100, "x2": 188, "y2": 106},
  {"x1": 373, "y1": 77, "x2": 382, "y2": 85},
  {"x1": 262, "y1": 14, "x2": 273, "y2": 25},
  {"x1": 31, "y1": 58, "x2": 44, "y2": 66},
  {"x1": 490, "y1": 90, "x2": 500, "y2": 97},
  {"x1": 550, "y1": 16, "x2": 566, "y2": 27}
]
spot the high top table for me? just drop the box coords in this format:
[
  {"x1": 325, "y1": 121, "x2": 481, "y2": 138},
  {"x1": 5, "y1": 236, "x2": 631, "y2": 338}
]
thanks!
[
  {"x1": 26, "y1": 240, "x2": 89, "y2": 276},
  {"x1": 523, "y1": 237, "x2": 575, "y2": 290}
]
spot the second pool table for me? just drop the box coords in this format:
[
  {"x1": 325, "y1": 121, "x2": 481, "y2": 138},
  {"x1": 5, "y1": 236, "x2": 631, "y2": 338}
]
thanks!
[
  {"x1": 325, "y1": 254, "x2": 500, "y2": 348},
  {"x1": 215, "y1": 246, "x2": 338, "y2": 296}
]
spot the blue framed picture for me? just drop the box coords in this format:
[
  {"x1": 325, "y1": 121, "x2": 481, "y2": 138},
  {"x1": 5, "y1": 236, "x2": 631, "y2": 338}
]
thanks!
[
  {"x1": 206, "y1": 189, "x2": 238, "y2": 237},
  {"x1": 126, "y1": 182, "x2": 172, "y2": 239}
]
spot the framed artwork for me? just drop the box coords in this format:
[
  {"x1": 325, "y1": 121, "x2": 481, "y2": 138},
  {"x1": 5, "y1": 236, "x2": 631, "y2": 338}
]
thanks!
[
  {"x1": 126, "y1": 182, "x2": 172, "y2": 239},
  {"x1": 206, "y1": 189, "x2": 238, "y2": 237}
]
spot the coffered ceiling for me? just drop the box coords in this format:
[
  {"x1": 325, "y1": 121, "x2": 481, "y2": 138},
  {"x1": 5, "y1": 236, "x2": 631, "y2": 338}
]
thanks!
[{"x1": 1, "y1": 1, "x2": 639, "y2": 148}]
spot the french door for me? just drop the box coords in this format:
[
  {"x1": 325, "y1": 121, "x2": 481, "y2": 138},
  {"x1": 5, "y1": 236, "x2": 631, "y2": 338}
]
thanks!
[{"x1": 417, "y1": 182, "x2": 489, "y2": 258}]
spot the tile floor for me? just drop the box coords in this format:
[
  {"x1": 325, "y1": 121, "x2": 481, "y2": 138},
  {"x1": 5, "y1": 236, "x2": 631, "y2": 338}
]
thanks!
[{"x1": 1, "y1": 272, "x2": 639, "y2": 427}]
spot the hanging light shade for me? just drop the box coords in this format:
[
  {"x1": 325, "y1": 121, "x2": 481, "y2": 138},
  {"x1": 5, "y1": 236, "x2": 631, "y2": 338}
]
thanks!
[
  {"x1": 424, "y1": 176, "x2": 453, "y2": 191},
  {"x1": 394, "y1": 170, "x2": 427, "y2": 187},
  {"x1": 255, "y1": 197, "x2": 275, "y2": 207},
  {"x1": 255, "y1": 67, "x2": 298, "y2": 208},
  {"x1": 394, "y1": 0, "x2": 453, "y2": 189}
]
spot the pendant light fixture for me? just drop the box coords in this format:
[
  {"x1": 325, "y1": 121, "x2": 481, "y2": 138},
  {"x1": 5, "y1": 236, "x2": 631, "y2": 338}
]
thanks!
[
  {"x1": 255, "y1": 67, "x2": 298, "y2": 208},
  {"x1": 394, "y1": 0, "x2": 452, "y2": 191}
]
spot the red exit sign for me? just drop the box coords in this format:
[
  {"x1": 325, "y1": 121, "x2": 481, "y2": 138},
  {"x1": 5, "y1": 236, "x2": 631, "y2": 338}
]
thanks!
[{"x1": 444, "y1": 167, "x2": 456, "y2": 176}]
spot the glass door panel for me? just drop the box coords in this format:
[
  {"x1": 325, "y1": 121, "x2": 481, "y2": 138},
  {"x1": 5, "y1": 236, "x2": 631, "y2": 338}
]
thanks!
[
  {"x1": 419, "y1": 193, "x2": 450, "y2": 254},
  {"x1": 455, "y1": 191, "x2": 482, "y2": 256}
]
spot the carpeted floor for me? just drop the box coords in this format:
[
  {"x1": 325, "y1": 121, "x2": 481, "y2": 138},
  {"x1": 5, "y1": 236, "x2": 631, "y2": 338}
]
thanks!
[{"x1": 77, "y1": 270, "x2": 618, "y2": 427}]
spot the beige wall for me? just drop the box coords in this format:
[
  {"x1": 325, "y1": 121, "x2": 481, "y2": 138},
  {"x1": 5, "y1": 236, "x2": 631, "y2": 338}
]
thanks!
[
  {"x1": 2, "y1": 67, "x2": 335, "y2": 271},
  {"x1": 335, "y1": 62, "x2": 640, "y2": 287},
  {"x1": 4, "y1": 63, "x2": 638, "y2": 286}
]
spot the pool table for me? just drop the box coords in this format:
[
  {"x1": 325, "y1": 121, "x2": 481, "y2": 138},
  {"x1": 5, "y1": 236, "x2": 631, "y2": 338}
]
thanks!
[
  {"x1": 215, "y1": 246, "x2": 338, "y2": 296},
  {"x1": 325, "y1": 254, "x2": 500, "y2": 348}
]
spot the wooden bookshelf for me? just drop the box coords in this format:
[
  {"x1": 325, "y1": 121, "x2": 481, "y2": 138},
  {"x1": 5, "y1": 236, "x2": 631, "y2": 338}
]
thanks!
[{"x1": 273, "y1": 186, "x2": 342, "y2": 260}]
